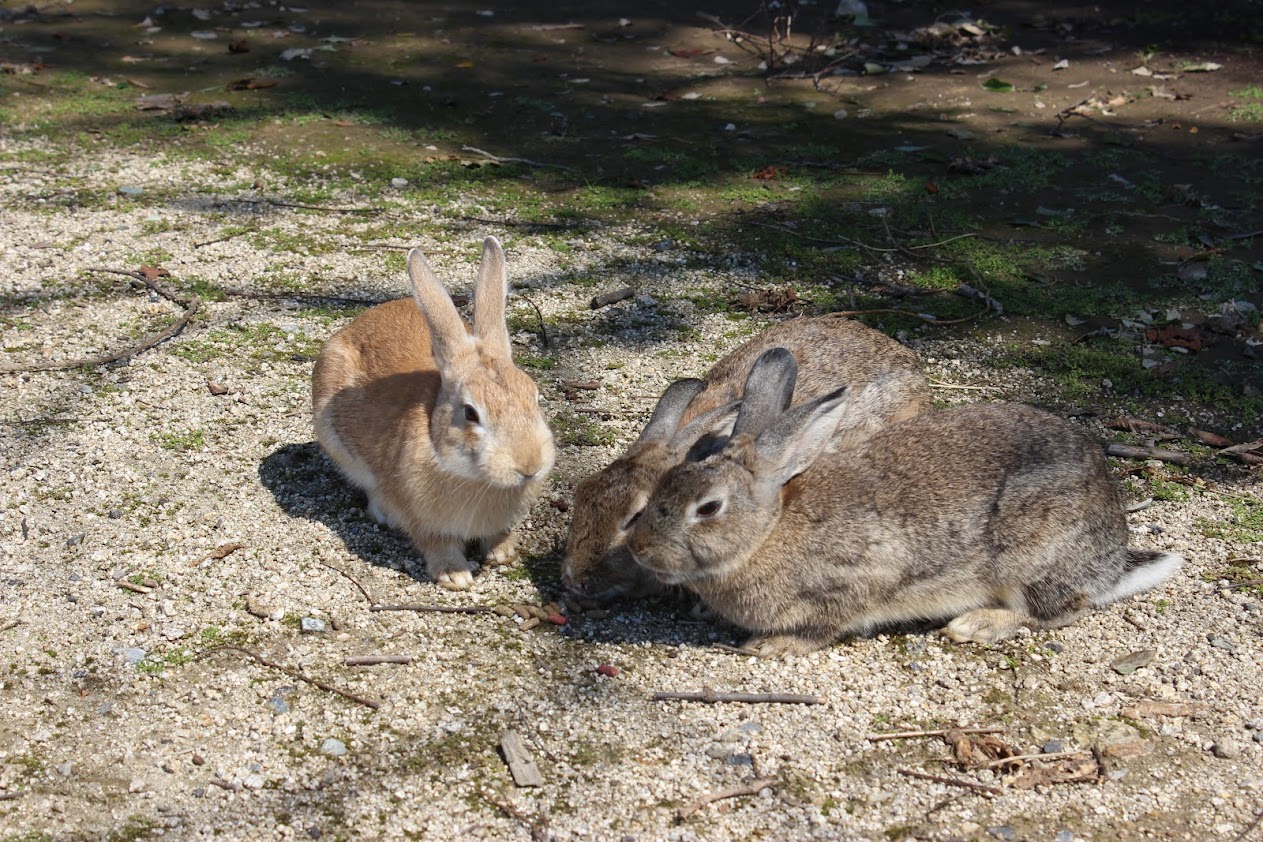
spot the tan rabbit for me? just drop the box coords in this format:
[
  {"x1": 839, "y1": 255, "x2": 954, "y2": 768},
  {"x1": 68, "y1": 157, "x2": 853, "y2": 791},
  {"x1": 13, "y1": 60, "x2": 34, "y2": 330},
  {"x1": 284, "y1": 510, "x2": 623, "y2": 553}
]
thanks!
[
  {"x1": 311, "y1": 237, "x2": 555, "y2": 590},
  {"x1": 561, "y1": 316, "x2": 931, "y2": 601},
  {"x1": 625, "y1": 348, "x2": 1182, "y2": 657}
]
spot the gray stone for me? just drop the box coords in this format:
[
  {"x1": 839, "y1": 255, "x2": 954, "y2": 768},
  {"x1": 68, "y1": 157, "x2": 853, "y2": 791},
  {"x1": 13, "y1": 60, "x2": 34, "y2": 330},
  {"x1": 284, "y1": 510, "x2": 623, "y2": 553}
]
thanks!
[
  {"x1": 122, "y1": 647, "x2": 147, "y2": 665},
  {"x1": 1208, "y1": 636, "x2": 1237, "y2": 654},
  {"x1": 243, "y1": 774, "x2": 265, "y2": 790},
  {"x1": 1212, "y1": 738, "x2": 1241, "y2": 759},
  {"x1": 321, "y1": 738, "x2": 347, "y2": 757},
  {"x1": 987, "y1": 826, "x2": 1016, "y2": 841},
  {"x1": 301, "y1": 617, "x2": 327, "y2": 634},
  {"x1": 725, "y1": 753, "x2": 754, "y2": 766},
  {"x1": 1042, "y1": 739, "x2": 1065, "y2": 754}
]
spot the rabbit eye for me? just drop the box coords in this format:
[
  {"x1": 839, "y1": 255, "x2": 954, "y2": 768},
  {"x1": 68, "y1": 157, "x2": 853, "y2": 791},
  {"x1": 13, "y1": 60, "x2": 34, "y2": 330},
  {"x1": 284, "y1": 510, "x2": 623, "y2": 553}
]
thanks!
[
  {"x1": 621, "y1": 509, "x2": 643, "y2": 531},
  {"x1": 463, "y1": 404, "x2": 481, "y2": 425},
  {"x1": 695, "y1": 500, "x2": 723, "y2": 518}
]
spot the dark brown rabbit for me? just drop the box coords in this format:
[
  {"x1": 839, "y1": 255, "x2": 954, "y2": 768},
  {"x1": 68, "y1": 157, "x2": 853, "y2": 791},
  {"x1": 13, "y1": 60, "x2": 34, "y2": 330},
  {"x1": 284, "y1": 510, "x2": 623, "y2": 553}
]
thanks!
[
  {"x1": 626, "y1": 349, "x2": 1182, "y2": 656},
  {"x1": 561, "y1": 317, "x2": 931, "y2": 601}
]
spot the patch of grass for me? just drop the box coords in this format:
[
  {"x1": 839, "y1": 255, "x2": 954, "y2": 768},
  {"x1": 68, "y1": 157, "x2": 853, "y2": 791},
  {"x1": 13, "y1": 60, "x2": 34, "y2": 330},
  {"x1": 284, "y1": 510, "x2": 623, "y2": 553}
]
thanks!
[
  {"x1": 551, "y1": 409, "x2": 617, "y2": 447},
  {"x1": 136, "y1": 646, "x2": 192, "y2": 676},
  {"x1": 105, "y1": 815, "x2": 157, "y2": 842},
  {"x1": 152, "y1": 429, "x2": 206, "y2": 451},
  {"x1": 1148, "y1": 478, "x2": 1192, "y2": 503},
  {"x1": 1199, "y1": 496, "x2": 1263, "y2": 544},
  {"x1": 516, "y1": 353, "x2": 557, "y2": 371}
]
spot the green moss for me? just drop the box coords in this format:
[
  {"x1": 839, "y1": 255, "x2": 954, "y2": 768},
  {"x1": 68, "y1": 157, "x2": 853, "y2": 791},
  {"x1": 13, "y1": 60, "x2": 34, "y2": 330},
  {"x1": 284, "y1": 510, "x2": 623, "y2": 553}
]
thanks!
[
  {"x1": 551, "y1": 409, "x2": 617, "y2": 447},
  {"x1": 152, "y1": 429, "x2": 206, "y2": 451}
]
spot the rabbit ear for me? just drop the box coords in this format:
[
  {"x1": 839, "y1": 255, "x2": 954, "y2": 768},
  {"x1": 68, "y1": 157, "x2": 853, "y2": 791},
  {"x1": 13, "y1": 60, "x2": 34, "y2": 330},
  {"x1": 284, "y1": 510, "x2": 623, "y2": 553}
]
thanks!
[
  {"x1": 670, "y1": 400, "x2": 740, "y2": 461},
  {"x1": 407, "y1": 247, "x2": 475, "y2": 368},
  {"x1": 636, "y1": 378, "x2": 706, "y2": 444},
  {"x1": 472, "y1": 236, "x2": 512, "y2": 358},
  {"x1": 753, "y1": 387, "x2": 850, "y2": 486},
  {"x1": 731, "y1": 348, "x2": 797, "y2": 438}
]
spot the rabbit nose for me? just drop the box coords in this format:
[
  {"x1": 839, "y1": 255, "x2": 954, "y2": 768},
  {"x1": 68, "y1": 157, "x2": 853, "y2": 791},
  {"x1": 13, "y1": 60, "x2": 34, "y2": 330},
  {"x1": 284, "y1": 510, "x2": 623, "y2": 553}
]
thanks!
[{"x1": 560, "y1": 564, "x2": 582, "y2": 593}]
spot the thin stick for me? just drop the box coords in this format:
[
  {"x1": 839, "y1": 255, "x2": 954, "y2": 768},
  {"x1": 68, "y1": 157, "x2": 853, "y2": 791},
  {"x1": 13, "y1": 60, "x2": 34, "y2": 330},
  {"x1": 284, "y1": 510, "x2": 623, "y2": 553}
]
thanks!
[
  {"x1": 0, "y1": 792, "x2": 25, "y2": 801},
  {"x1": 194, "y1": 229, "x2": 252, "y2": 249},
  {"x1": 867, "y1": 726, "x2": 1005, "y2": 742},
  {"x1": 315, "y1": 558, "x2": 375, "y2": 604},
  {"x1": 896, "y1": 768, "x2": 1001, "y2": 795},
  {"x1": 1105, "y1": 443, "x2": 1193, "y2": 466},
  {"x1": 980, "y1": 750, "x2": 1089, "y2": 769},
  {"x1": 1231, "y1": 807, "x2": 1263, "y2": 842},
  {"x1": 0, "y1": 297, "x2": 200, "y2": 373},
  {"x1": 205, "y1": 645, "x2": 380, "y2": 710},
  {"x1": 1228, "y1": 578, "x2": 1263, "y2": 591},
  {"x1": 117, "y1": 581, "x2": 153, "y2": 595},
  {"x1": 652, "y1": 689, "x2": 822, "y2": 705},
  {"x1": 227, "y1": 198, "x2": 384, "y2": 215},
  {"x1": 677, "y1": 778, "x2": 774, "y2": 821},
  {"x1": 517, "y1": 294, "x2": 550, "y2": 349},
  {"x1": 368, "y1": 604, "x2": 494, "y2": 615},
  {"x1": 345, "y1": 655, "x2": 413, "y2": 666},
  {"x1": 0, "y1": 620, "x2": 20, "y2": 633},
  {"x1": 461, "y1": 145, "x2": 571, "y2": 171},
  {"x1": 929, "y1": 380, "x2": 1003, "y2": 392},
  {"x1": 825, "y1": 308, "x2": 984, "y2": 326},
  {"x1": 481, "y1": 793, "x2": 549, "y2": 842}
]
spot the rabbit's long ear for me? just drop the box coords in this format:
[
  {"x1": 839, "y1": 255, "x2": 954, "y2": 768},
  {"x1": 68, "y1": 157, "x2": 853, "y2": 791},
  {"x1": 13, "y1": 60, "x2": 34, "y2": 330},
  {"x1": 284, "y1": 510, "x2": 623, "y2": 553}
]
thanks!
[
  {"x1": 407, "y1": 247, "x2": 475, "y2": 369},
  {"x1": 472, "y1": 236, "x2": 512, "y2": 358},
  {"x1": 754, "y1": 387, "x2": 850, "y2": 486},
  {"x1": 731, "y1": 348, "x2": 797, "y2": 438},
  {"x1": 636, "y1": 378, "x2": 706, "y2": 444},
  {"x1": 670, "y1": 400, "x2": 740, "y2": 461}
]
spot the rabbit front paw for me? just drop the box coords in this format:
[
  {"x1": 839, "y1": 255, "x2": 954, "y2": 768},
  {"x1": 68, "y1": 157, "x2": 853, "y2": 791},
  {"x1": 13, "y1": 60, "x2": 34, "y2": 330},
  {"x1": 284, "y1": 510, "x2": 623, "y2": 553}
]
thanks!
[
  {"x1": 942, "y1": 608, "x2": 1024, "y2": 644},
  {"x1": 744, "y1": 633, "x2": 828, "y2": 658},
  {"x1": 481, "y1": 532, "x2": 520, "y2": 568},
  {"x1": 419, "y1": 537, "x2": 476, "y2": 591}
]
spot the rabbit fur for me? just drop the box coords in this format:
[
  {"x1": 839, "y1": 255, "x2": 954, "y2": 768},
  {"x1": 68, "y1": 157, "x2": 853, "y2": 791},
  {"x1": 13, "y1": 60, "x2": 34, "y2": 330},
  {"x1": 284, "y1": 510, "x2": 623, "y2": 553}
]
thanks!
[
  {"x1": 625, "y1": 348, "x2": 1181, "y2": 657},
  {"x1": 311, "y1": 237, "x2": 554, "y2": 591},
  {"x1": 561, "y1": 316, "x2": 931, "y2": 601}
]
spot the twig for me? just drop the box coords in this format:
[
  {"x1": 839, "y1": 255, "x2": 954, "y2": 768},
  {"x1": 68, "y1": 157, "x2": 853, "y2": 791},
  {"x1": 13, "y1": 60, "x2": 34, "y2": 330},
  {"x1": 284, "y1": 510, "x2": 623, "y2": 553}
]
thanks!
[
  {"x1": 368, "y1": 604, "x2": 494, "y2": 615},
  {"x1": 957, "y1": 282, "x2": 1004, "y2": 315},
  {"x1": 316, "y1": 558, "x2": 375, "y2": 604},
  {"x1": 677, "y1": 778, "x2": 774, "y2": 821},
  {"x1": 1231, "y1": 807, "x2": 1263, "y2": 842},
  {"x1": 517, "y1": 294, "x2": 549, "y2": 349},
  {"x1": 0, "y1": 297, "x2": 200, "y2": 373},
  {"x1": 461, "y1": 146, "x2": 571, "y2": 171},
  {"x1": 205, "y1": 645, "x2": 380, "y2": 710},
  {"x1": 929, "y1": 380, "x2": 1003, "y2": 392},
  {"x1": 1106, "y1": 443, "x2": 1193, "y2": 466},
  {"x1": 980, "y1": 750, "x2": 1089, "y2": 769},
  {"x1": 0, "y1": 619, "x2": 23, "y2": 633},
  {"x1": 652, "y1": 689, "x2": 822, "y2": 705},
  {"x1": 117, "y1": 581, "x2": 153, "y2": 595},
  {"x1": 825, "y1": 308, "x2": 984, "y2": 326},
  {"x1": 482, "y1": 793, "x2": 549, "y2": 842},
  {"x1": 461, "y1": 215, "x2": 589, "y2": 230},
  {"x1": 1228, "y1": 578, "x2": 1263, "y2": 591},
  {"x1": 896, "y1": 768, "x2": 1001, "y2": 795},
  {"x1": 590, "y1": 287, "x2": 636, "y2": 309},
  {"x1": 1123, "y1": 612, "x2": 1149, "y2": 631},
  {"x1": 344, "y1": 655, "x2": 413, "y2": 666},
  {"x1": 0, "y1": 792, "x2": 25, "y2": 801},
  {"x1": 194, "y1": 229, "x2": 252, "y2": 249},
  {"x1": 867, "y1": 726, "x2": 1005, "y2": 742},
  {"x1": 228, "y1": 198, "x2": 385, "y2": 215}
]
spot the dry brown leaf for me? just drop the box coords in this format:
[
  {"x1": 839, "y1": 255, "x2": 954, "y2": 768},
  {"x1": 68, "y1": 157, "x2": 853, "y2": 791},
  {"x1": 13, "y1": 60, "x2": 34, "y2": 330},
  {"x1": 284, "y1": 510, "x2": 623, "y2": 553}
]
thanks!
[
  {"x1": 948, "y1": 730, "x2": 1018, "y2": 769},
  {"x1": 1008, "y1": 757, "x2": 1098, "y2": 790},
  {"x1": 1189, "y1": 428, "x2": 1233, "y2": 448},
  {"x1": 138, "y1": 265, "x2": 171, "y2": 280},
  {"x1": 207, "y1": 542, "x2": 246, "y2": 560},
  {"x1": 1105, "y1": 416, "x2": 1179, "y2": 436}
]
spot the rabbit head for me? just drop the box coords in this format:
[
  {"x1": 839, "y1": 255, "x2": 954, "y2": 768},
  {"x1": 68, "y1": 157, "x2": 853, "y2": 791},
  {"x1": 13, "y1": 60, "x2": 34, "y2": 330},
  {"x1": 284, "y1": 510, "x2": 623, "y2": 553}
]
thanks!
[
  {"x1": 627, "y1": 349, "x2": 850, "y2": 585},
  {"x1": 408, "y1": 239, "x2": 555, "y2": 491},
  {"x1": 561, "y1": 378, "x2": 705, "y2": 599}
]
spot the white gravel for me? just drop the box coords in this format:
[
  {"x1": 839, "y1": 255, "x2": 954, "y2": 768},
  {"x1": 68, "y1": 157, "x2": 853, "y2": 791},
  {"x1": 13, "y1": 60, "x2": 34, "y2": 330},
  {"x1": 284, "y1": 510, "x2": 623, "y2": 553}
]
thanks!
[{"x1": 1, "y1": 149, "x2": 1261, "y2": 841}]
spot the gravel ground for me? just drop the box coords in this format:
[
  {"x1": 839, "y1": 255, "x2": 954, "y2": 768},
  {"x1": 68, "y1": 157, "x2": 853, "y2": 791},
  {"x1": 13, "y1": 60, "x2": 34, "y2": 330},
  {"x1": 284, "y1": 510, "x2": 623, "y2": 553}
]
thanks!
[{"x1": 2, "y1": 148, "x2": 1262, "y2": 842}]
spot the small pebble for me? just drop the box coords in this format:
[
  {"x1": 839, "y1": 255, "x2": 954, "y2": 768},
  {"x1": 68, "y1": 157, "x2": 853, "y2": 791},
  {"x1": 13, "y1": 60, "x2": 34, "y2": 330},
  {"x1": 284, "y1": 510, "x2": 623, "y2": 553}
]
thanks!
[
  {"x1": 1042, "y1": 739, "x2": 1065, "y2": 754},
  {"x1": 1208, "y1": 635, "x2": 1237, "y2": 654},
  {"x1": 300, "y1": 617, "x2": 327, "y2": 634},
  {"x1": 390, "y1": 177, "x2": 409, "y2": 188},
  {"x1": 321, "y1": 738, "x2": 347, "y2": 757},
  {"x1": 122, "y1": 647, "x2": 146, "y2": 665},
  {"x1": 243, "y1": 774, "x2": 265, "y2": 790},
  {"x1": 1211, "y1": 739, "x2": 1241, "y2": 759},
  {"x1": 988, "y1": 827, "x2": 1017, "y2": 842},
  {"x1": 585, "y1": 609, "x2": 611, "y2": 620},
  {"x1": 1044, "y1": 642, "x2": 1065, "y2": 654}
]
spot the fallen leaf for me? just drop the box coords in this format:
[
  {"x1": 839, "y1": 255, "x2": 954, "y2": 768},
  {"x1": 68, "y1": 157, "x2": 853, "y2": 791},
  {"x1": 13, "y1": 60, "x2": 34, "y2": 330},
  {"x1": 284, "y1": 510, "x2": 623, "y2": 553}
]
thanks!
[
  {"x1": 1052, "y1": 58, "x2": 1069, "y2": 70},
  {"x1": 752, "y1": 165, "x2": 785, "y2": 180},
  {"x1": 1189, "y1": 428, "x2": 1233, "y2": 448},
  {"x1": 736, "y1": 285, "x2": 801, "y2": 313},
  {"x1": 1182, "y1": 61, "x2": 1222, "y2": 72},
  {"x1": 228, "y1": 39, "x2": 251, "y2": 53},
  {"x1": 982, "y1": 77, "x2": 1014, "y2": 92},
  {"x1": 1218, "y1": 439, "x2": 1263, "y2": 465},
  {"x1": 1130, "y1": 66, "x2": 1154, "y2": 76},
  {"x1": 455, "y1": 58, "x2": 475, "y2": 68},
  {"x1": 138, "y1": 265, "x2": 171, "y2": 280},
  {"x1": 1009, "y1": 757, "x2": 1098, "y2": 789},
  {"x1": 668, "y1": 48, "x2": 712, "y2": 58},
  {"x1": 1104, "y1": 417, "x2": 1178, "y2": 436},
  {"x1": 226, "y1": 78, "x2": 277, "y2": 91},
  {"x1": 1145, "y1": 325, "x2": 1203, "y2": 351},
  {"x1": 948, "y1": 730, "x2": 1017, "y2": 769},
  {"x1": 924, "y1": 180, "x2": 939, "y2": 195},
  {"x1": 207, "y1": 542, "x2": 246, "y2": 560}
]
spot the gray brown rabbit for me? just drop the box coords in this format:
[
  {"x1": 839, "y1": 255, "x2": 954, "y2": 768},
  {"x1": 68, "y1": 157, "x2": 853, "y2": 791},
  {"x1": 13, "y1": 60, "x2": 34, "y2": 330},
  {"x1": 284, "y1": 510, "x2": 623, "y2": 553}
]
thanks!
[
  {"x1": 312, "y1": 237, "x2": 555, "y2": 590},
  {"x1": 561, "y1": 316, "x2": 931, "y2": 601},
  {"x1": 625, "y1": 348, "x2": 1181, "y2": 656}
]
